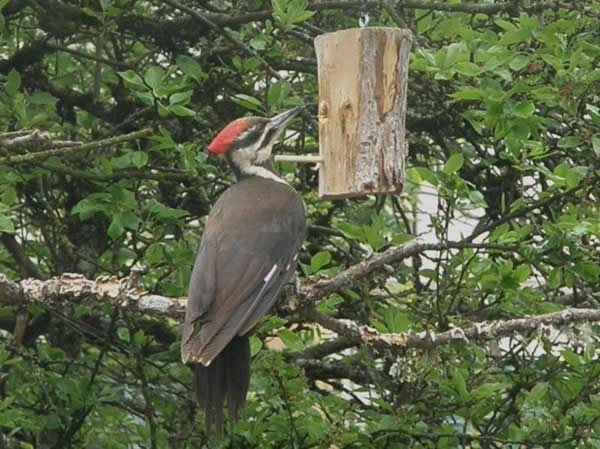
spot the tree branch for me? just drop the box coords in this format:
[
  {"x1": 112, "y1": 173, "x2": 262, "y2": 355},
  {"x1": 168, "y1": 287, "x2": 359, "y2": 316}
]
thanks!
[
  {"x1": 0, "y1": 234, "x2": 48, "y2": 280},
  {"x1": 0, "y1": 128, "x2": 153, "y2": 165},
  {"x1": 0, "y1": 129, "x2": 82, "y2": 151},
  {"x1": 298, "y1": 240, "x2": 512, "y2": 307},
  {"x1": 2, "y1": 272, "x2": 599, "y2": 355},
  {"x1": 359, "y1": 307, "x2": 600, "y2": 350},
  {"x1": 0, "y1": 273, "x2": 186, "y2": 319}
]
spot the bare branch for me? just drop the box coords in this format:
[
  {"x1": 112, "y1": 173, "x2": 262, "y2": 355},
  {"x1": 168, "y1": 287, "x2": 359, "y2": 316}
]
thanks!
[
  {"x1": 0, "y1": 273, "x2": 186, "y2": 319},
  {"x1": 47, "y1": 42, "x2": 134, "y2": 70},
  {"x1": 299, "y1": 239, "x2": 512, "y2": 307},
  {"x1": 0, "y1": 129, "x2": 82, "y2": 151},
  {"x1": 0, "y1": 128, "x2": 153, "y2": 165},
  {"x1": 359, "y1": 308, "x2": 600, "y2": 350},
  {"x1": 3, "y1": 272, "x2": 599, "y2": 355}
]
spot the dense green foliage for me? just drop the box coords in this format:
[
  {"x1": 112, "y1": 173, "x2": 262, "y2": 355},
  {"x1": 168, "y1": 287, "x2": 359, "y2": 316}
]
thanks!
[{"x1": 1, "y1": 1, "x2": 600, "y2": 448}]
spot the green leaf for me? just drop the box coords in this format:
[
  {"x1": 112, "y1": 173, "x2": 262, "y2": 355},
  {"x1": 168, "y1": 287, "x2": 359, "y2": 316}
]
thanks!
[
  {"x1": 5, "y1": 69, "x2": 21, "y2": 96},
  {"x1": 29, "y1": 91, "x2": 57, "y2": 105},
  {"x1": 290, "y1": 9, "x2": 315, "y2": 23},
  {"x1": 249, "y1": 36, "x2": 266, "y2": 50},
  {"x1": 272, "y1": 0, "x2": 287, "y2": 22},
  {"x1": 547, "y1": 268, "x2": 561, "y2": 289},
  {"x1": 472, "y1": 382, "x2": 507, "y2": 399},
  {"x1": 336, "y1": 222, "x2": 365, "y2": 242},
  {"x1": 81, "y1": 6, "x2": 103, "y2": 20},
  {"x1": 268, "y1": 80, "x2": 291, "y2": 106},
  {"x1": 118, "y1": 70, "x2": 145, "y2": 88},
  {"x1": 383, "y1": 308, "x2": 409, "y2": 333},
  {"x1": 512, "y1": 101, "x2": 535, "y2": 118},
  {"x1": 170, "y1": 104, "x2": 196, "y2": 117},
  {"x1": 364, "y1": 226, "x2": 385, "y2": 251},
  {"x1": 592, "y1": 135, "x2": 600, "y2": 155},
  {"x1": 230, "y1": 94, "x2": 262, "y2": 112},
  {"x1": 311, "y1": 251, "x2": 331, "y2": 271},
  {"x1": 500, "y1": 29, "x2": 530, "y2": 46},
  {"x1": 451, "y1": 368, "x2": 469, "y2": 402},
  {"x1": 316, "y1": 294, "x2": 344, "y2": 315},
  {"x1": 443, "y1": 153, "x2": 464, "y2": 175},
  {"x1": 529, "y1": 382, "x2": 548, "y2": 401},
  {"x1": 107, "y1": 214, "x2": 125, "y2": 240},
  {"x1": 453, "y1": 62, "x2": 480, "y2": 76},
  {"x1": 134, "y1": 330, "x2": 145, "y2": 346},
  {"x1": 176, "y1": 55, "x2": 204, "y2": 82},
  {"x1": 574, "y1": 262, "x2": 600, "y2": 282},
  {"x1": 514, "y1": 264, "x2": 530, "y2": 283},
  {"x1": 169, "y1": 90, "x2": 192, "y2": 106},
  {"x1": 120, "y1": 211, "x2": 140, "y2": 230},
  {"x1": 557, "y1": 136, "x2": 580, "y2": 149},
  {"x1": 130, "y1": 151, "x2": 148, "y2": 168},
  {"x1": 561, "y1": 349, "x2": 581, "y2": 368},
  {"x1": 71, "y1": 198, "x2": 101, "y2": 220},
  {"x1": 509, "y1": 120, "x2": 530, "y2": 140},
  {"x1": 495, "y1": 19, "x2": 517, "y2": 31},
  {"x1": 249, "y1": 335, "x2": 263, "y2": 356},
  {"x1": 117, "y1": 327, "x2": 130, "y2": 342},
  {"x1": 451, "y1": 87, "x2": 484, "y2": 101},
  {"x1": 278, "y1": 329, "x2": 304, "y2": 351},
  {"x1": 2, "y1": 185, "x2": 16, "y2": 206},
  {"x1": 0, "y1": 214, "x2": 15, "y2": 233},
  {"x1": 144, "y1": 66, "x2": 164, "y2": 89},
  {"x1": 414, "y1": 167, "x2": 438, "y2": 185},
  {"x1": 509, "y1": 54, "x2": 531, "y2": 71},
  {"x1": 112, "y1": 151, "x2": 148, "y2": 170}
]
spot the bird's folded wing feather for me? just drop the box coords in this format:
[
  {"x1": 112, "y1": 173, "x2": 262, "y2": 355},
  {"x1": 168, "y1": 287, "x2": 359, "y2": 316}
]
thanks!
[{"x1": 181, "y1": 182, "x2": 305, "y2": 365}]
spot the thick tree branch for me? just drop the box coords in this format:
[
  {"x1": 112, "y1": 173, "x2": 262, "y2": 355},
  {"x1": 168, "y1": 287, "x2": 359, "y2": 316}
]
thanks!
[
  {"x1": 2, "y1": 272, "x2": 599, "y2": 355},
  {"x1": 0, "y1": 273, "x2": 186, "y2": 319},
  {"x1": 359, "y1": 307, "x2": 600, "y2": 350},
  {"x1": 0, "y1": 39, "x2": 52, "y2": 74}
]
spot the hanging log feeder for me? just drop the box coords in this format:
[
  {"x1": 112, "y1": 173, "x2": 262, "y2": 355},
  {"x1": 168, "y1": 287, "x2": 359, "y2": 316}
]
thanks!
[{"x1": 275, "y1": 27, "x2": 413, "y2": 199}]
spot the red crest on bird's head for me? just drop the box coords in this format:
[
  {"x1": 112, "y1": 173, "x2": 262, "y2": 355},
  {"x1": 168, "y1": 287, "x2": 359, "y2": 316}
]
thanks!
[{"x1": 208, "y1": 118, "x2": 248, "y2": 154}]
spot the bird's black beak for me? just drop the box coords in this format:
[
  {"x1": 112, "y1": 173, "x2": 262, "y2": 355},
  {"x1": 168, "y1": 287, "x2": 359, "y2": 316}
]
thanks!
[{"x1": 270, "y1": 106, "x2": 302, "y2": 130}]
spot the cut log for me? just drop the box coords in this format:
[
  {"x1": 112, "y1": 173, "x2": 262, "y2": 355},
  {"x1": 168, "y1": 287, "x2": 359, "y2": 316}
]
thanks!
[{"x1": 314, "y1": 28, "x2": 412, "y2": 199}]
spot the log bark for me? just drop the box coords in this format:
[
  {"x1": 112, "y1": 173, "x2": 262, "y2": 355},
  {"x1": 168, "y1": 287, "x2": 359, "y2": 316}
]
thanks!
[{"x1": 315, "y1": 28, "x2": 412, "y2": 199}]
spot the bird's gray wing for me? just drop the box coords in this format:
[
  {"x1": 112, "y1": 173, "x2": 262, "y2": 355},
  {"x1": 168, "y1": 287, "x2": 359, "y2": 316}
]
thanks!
[{"x1": 181, "y1": 182, "x2": 305, "y2": 366}]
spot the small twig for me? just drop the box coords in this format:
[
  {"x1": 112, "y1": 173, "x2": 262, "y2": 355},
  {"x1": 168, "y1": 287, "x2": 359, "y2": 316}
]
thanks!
[
  {"x1": 299, "y1": 239, "x2": 513, "y2": 308},
  {"x1": 47, "y1": 42, "x2": 133, "y2": 69}
]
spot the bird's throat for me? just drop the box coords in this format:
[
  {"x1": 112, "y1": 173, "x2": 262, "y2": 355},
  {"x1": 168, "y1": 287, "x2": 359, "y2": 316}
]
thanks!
[{"x1": 226, "y1": 154, "x2": 287, "y2": 184}]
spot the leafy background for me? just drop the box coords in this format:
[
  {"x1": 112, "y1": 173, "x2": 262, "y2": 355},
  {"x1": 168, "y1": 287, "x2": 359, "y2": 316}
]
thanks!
[{"x1": 1, "y1": 0, "x2": 600, "y2": 448}]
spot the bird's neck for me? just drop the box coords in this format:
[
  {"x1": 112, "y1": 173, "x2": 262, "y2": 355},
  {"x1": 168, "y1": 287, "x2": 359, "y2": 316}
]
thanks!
[{"x1": 226, "y1": 155, "x2": 286, "y2": 184}]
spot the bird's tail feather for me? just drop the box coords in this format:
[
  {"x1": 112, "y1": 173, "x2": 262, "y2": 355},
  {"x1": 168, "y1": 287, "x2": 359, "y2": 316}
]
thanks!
[{"x1": 194, "y1": 336, "x2": 250, "y2": 437}]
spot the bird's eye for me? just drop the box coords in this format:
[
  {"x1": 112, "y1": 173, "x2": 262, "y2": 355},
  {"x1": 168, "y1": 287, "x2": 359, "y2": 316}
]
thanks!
[
  {"x1": 262, "y1": 126, "x2": 279, "y2": 146},
  {"x1": 233, "y1": 126, "x2": 262, "y2": 149}
]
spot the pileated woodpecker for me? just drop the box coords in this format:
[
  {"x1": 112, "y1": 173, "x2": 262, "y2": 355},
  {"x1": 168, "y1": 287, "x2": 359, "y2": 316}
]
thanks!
[{"x1": 181, "y1": 107, "x2": 306, "y2": 435}]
